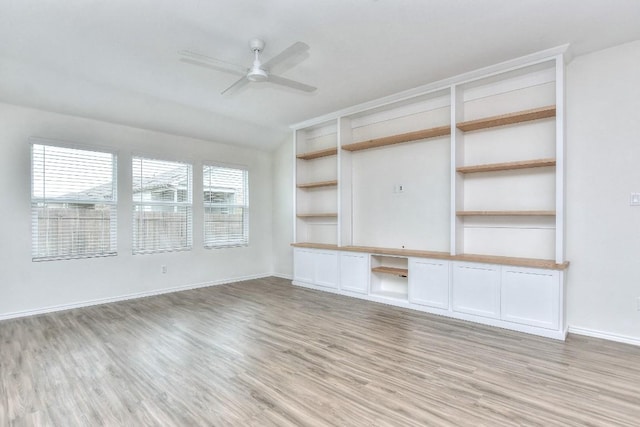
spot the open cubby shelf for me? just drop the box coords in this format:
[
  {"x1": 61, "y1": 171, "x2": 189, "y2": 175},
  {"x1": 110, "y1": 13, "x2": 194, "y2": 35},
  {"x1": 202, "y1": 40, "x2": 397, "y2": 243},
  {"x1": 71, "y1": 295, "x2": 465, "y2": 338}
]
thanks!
[
  {"x1": 296, "y1": 147, "x2": 338, "y2": 160},
  {"x1": 456, "y1": 105, "x2": 556, "y2": 132},
  {"x1": 457, "y1": 210, "x2": 556, "y2": 216},
  {"x1": 296, "y1": 180, "x2": 338, "y2": 189},
  {"x1": 371, "y1": 266, "x2": 409, "y2": 276},
  {"x1": 457, "y1": 158, "x2": 556, "y2": 174},
  {"x1": 342, "y1": 125, "x2": 450, "y2": 152}
]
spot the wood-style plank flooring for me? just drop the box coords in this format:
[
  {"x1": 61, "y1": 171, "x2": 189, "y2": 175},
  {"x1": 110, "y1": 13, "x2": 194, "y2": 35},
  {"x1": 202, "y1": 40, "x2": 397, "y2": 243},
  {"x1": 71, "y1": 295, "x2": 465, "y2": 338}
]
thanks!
[{"x1": 1, "y1": 277, "x2": 640, "y2": 426}]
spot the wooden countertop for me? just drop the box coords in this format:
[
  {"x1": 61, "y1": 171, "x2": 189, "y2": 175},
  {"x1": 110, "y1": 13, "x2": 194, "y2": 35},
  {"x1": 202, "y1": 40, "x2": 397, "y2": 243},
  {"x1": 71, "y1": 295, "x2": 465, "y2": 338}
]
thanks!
[{"x1": 291, "y1": 242, "x2": 569, "y2": 270}]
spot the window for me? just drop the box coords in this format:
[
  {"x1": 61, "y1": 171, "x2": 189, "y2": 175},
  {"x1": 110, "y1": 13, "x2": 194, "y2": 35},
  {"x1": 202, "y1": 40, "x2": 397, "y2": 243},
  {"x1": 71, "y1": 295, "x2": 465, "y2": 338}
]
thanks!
[
  {"x1": 132, "y1": 156, "x2": 192, "y2": 253},
  {"x1": 31, "y1": 142, "x2": 117, "y2": 261},
  {"x1": 203, "y1": 164, "x2": 249, "y2": 248}
]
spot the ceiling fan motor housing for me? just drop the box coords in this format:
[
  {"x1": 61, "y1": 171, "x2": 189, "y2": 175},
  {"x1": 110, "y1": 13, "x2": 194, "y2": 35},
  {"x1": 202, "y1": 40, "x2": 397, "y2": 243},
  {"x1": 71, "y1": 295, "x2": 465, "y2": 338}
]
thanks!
[{"x1": 247, "y1": 39, "x2": 268, "y2": 82}]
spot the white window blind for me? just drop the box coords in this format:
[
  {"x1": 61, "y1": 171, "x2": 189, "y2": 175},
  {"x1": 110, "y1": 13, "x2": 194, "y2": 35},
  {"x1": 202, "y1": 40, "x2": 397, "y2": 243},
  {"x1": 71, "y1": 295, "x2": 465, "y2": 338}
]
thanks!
[
  {"x1": 203, "y1": 164, "x2": 249, "y2": 248},
  {"x1": 132, "y1": 156, "x2": 192, "y2": 254},
  {"x1": 31, "y1": 142, "x2": 117, "y2": 261}
]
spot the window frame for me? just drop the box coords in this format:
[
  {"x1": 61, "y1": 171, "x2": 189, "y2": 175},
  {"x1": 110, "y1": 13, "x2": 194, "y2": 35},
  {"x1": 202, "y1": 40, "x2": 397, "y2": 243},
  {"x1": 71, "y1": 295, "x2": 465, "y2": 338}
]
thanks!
[
  {"x1": 203, "y1": 162, "x2": 249, "y2": 249},
  {"x1": 30, "y1": 138, "x2": 118, "y2": 261},
  {"x1": 132, "y1": 155, "x2": 193, "y2": 255}
]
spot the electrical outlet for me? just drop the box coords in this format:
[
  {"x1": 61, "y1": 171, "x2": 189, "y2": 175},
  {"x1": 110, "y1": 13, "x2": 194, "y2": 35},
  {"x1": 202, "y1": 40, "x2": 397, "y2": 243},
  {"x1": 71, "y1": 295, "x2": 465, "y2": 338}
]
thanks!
[
  {"x1": 394, "y1": 184, "x2": 406, "y2": 193},
  {"x1": 637, "y1": 297, "x2": 640, "y2": 311},
  {"x1": 161, "y1": 265, "x2": 167, "y2": 274},
  {"x1": 630, "y1": 193, "x2": 640, "y2": 206}
]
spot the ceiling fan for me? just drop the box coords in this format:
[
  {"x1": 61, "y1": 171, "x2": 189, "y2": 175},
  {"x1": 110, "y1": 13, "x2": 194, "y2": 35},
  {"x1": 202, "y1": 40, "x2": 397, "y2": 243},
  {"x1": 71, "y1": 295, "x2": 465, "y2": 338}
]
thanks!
[{"x1": 179, "y1": 39, "x2": 317, "y2": 95}]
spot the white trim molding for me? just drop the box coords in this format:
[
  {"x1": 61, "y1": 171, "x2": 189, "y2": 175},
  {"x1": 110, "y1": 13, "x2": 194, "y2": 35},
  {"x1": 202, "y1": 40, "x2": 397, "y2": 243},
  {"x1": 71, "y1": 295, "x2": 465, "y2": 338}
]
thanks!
[
  {"x1": 0, "y1": 273, "x2": 272, "y2": 321},
  {"x1": 568, "y1": 326, "x2": 640, "y2": 347}
]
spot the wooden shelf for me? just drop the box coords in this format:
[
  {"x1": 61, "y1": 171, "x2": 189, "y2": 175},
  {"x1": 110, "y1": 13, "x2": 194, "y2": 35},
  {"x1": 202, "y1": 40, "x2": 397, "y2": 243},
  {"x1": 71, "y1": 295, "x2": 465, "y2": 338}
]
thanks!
[
  {"x1": 296, "y1": 213, "x2": 338, "y2": 218},
  {"x1": 296, "y1": 147, "x2": 338, "y2": 160},
  {"x1": 341, "y1": 125, "x2": 450, "y2": 152},
  {"x1": 457, "y1": 210, "x2": 556, "y2": 216},
  {"x1": 372, "y1": 266, "x2": 409, "y2": 276},
  {"x1": 457, "y1": 158, "x2": 556, "y2": 174},
  {"x1": 456, "y1": 106, "x2": 556, "y2": 132},
  {"x1": 296, "y1": 180, "x2": 338, "y2": 189}
]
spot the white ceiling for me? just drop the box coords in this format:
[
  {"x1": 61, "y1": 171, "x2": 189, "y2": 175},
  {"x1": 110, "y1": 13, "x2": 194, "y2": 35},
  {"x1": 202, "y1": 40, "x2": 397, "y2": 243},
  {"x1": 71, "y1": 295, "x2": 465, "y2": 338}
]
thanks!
[{"x1": 1, "y1": 0, "x2": 639, "y2": 151}]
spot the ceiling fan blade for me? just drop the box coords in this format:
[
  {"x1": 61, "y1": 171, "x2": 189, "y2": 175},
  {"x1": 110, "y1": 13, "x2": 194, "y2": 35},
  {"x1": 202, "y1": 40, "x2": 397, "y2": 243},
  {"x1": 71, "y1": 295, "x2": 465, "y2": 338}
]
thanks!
[
  {"x1": 179, "y1": 50, "x2": 247, "y2": 76},
  {"x1": 221, "y1": 76, "x2": 249, "y2": 95},
  {"x1": 268, "y1": 74, "x2": 317, "y2": 93},
  {"x1": 262, "y1": 42, "x2": 309, "y2": 70}
]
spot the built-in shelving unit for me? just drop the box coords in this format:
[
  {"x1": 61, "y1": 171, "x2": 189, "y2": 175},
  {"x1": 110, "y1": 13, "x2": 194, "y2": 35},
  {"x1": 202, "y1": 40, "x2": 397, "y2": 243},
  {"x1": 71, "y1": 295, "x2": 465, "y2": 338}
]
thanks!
[
  {"x1": 456, "y1": 158, "x2": 556, "y2": 174},
  {"x1": 291, "y1": 47, "x2": 568, "y2": 339},
  {"x1": 456, "y1": 105, "x2": 556, "y2": 132},
  {"x1": 295, "y1": 121, "x2": 339, "y2": 245},
  {"x1": 342, "y1": 125, "x2": 450, "y2": 152}
]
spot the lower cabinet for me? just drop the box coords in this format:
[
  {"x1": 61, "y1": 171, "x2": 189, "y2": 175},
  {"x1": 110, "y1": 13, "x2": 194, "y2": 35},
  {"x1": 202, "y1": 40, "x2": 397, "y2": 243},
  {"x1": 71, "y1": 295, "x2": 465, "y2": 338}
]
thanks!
[
  {"x1": 339, "y1": 252, "x2": 369, "y2": 294},
  {"x1": 293, "y1": 248, "x2": 315, "y2": 284},
  {"x1": 501, "y1": 266, "x2": 560, "y2": 330},
  {"x1": 292, "y1": 248, "x2": 565, "y2": 339},
  {"x1": 452, "y1": 262, "x2": 501, "y2": 319},
  {"x1": 293, "y1": 248, "x2": 339, "y2": 289},
  {"x1": 408, "y1": 258, "x2": 449, "y2": 309}
]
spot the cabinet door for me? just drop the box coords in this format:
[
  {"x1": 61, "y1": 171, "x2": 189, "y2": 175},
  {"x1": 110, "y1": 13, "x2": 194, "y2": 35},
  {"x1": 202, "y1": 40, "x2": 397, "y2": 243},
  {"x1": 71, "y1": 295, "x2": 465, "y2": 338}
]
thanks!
[
  {"x1": 340, "y1": 252, "x2": 369, "y2": 294},
  {"x1": 452, "y1": 262, "x2": 501, "y2": 319},
  {"x1": 315, "y1": 251, "x2": 339, "y2": 289},
  {"x1": 501, "y1": 267, "x2": 560, "y2": 330},
  {"x1": 293, "y1": 248, "x2": 316, "y2": 284},
  {"x1": 409, "y1": 258, "x2": 449, "y2": 309}
]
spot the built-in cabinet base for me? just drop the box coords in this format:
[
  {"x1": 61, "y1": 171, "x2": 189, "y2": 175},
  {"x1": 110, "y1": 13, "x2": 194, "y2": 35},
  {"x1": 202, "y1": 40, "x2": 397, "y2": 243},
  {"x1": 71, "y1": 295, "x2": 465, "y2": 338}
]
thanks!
[{"x1": 293, "y1": 247, "x2": 567, "y2": 340}]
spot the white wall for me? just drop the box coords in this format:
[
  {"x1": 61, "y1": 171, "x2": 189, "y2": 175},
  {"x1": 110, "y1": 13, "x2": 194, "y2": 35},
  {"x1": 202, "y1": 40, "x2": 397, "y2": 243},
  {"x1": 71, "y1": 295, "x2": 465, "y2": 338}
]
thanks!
[
  {"x1": 566, "y1": 39, "x2": 640, "y2": 343},
  {"x1": 0, "y1": 102, "x2": 273, "y2": 318},
  {"x1": 272, "y1": 137, "x2": 294, "y2": 278}
]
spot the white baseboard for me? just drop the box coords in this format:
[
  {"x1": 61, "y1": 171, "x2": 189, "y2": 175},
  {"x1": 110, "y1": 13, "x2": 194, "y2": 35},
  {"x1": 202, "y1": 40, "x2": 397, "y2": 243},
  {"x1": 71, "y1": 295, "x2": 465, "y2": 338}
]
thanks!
[
  {"x1": 0, "y1": 273, "x2": 271, "y2": 321},
  {"x1": 272, "y1": 272, "x2": 293, "y2": 280},
  {"x1": 568, "y1": 326, "x2": 640, "y2": 347}
]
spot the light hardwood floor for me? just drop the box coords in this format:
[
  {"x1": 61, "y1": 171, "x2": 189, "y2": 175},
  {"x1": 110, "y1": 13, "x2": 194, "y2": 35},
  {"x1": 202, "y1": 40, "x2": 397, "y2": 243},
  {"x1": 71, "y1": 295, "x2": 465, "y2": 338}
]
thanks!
[{"x1": 1, "y1": 277, "x2": 640, "y2": 426}]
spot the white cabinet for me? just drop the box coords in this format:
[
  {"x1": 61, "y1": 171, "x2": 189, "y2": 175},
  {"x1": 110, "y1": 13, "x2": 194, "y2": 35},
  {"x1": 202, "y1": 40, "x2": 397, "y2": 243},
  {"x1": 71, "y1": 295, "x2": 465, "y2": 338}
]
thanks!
[
  {"x1": 293, "y1": 248, "x2": 315, "y2": 284},
  {"x1": 501, "y1": 267, "x2": 560, "y2": 330},
  {"x1": 315, "y1": 251, "x2": 339, "y2": 289},
  {"x1": 293, "y1": 248, "x2": 339, "y2": 289},
  {"x1": 452, "y1": 262, "x2": 501, "y2": 319},
  {"x1": 293, "y1": 247, "x2": 566, "y2": 339},
  {"x1": 339, "y1": 252, "x2": 369, "y2": 294},
  {"x1": 408, "y1": 258, "x2": 449, "y2": 310}
]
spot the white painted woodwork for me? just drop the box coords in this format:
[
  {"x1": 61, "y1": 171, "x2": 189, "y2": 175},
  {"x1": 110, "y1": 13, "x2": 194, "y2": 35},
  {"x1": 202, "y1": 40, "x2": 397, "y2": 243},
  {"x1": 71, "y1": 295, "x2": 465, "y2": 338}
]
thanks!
[
  {"x1": 408, "y1": 258, "x2": 449, "y2": 310},
  {"x1": 291, "y1": 49, "x2": 568, "y2": 340},
  {"x1": 292, "y1": 246, "x2": 566, "y2": 339},
  {"x1": 452, "y1": 262, "x2": 501, "y2": 319},
  {"x1": 293, "y1": 248, "x2": 339, "y2": 289},
  {"x1": 501, "y1": 267, "x2": 560, "y2": 329},
  {"x1": 339, "y1": 252, "x2": 369, "y2": 294}
]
